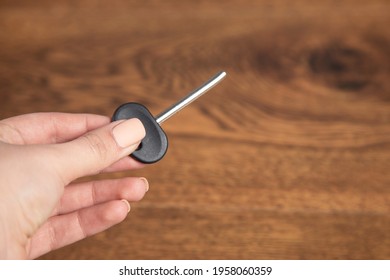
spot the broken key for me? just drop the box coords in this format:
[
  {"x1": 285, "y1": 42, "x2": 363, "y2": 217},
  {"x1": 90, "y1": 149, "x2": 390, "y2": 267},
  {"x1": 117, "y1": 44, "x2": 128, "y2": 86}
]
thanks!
[{"x1": 112, "y1": 71, "x2": 227, "y2": 163}]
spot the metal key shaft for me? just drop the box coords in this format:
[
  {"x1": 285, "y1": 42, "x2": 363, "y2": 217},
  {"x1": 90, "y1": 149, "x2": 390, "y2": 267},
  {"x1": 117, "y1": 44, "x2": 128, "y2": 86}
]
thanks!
[{"x1": 156, "y1": 71, "x2": 227, "y2": 124}]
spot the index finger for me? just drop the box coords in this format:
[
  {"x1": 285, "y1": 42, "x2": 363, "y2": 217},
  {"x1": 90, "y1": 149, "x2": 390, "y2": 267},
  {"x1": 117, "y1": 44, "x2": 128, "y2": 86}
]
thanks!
[{"x1": 0, "y1": 112, "x2": 110, "y2": 145}]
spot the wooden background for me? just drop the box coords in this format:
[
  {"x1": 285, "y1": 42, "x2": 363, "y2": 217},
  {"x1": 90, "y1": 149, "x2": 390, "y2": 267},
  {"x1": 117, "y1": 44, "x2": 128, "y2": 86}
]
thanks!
[{"x1": 0, "y1": 0, "x2": 389, "y2": 259}]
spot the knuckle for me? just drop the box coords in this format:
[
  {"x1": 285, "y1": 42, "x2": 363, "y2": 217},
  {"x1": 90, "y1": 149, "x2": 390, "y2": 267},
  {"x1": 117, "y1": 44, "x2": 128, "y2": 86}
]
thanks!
[
  {"x1": 82, "y1": 132, "x2": 111, "y2": 162},
  {"x1": 46, "y1": 220, "x2": 58, "y2": 252}
]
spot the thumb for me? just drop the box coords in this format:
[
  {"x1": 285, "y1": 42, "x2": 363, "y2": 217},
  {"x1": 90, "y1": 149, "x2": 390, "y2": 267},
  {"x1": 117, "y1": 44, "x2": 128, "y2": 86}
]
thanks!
[{"x1": 52, "y1": 118, "x2": 145, "y2": 183}]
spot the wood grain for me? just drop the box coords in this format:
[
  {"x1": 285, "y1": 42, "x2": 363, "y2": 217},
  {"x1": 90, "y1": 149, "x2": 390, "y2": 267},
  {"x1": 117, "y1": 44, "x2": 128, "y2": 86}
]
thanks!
[{"x1": 0, "y1": 0, "x2": 389, "y2": 259}]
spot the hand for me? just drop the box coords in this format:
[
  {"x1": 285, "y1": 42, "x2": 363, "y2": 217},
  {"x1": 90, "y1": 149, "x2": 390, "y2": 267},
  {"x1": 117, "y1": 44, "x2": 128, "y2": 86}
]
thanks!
[{"x1": 0, "y1": 113, "x2": 147, "y2": 259}]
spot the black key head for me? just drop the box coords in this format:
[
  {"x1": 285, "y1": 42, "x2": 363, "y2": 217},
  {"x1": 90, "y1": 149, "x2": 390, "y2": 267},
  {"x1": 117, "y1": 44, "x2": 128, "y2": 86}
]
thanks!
[{"x1": 112, "y1": 103, "x2": 168, "y2": 164}]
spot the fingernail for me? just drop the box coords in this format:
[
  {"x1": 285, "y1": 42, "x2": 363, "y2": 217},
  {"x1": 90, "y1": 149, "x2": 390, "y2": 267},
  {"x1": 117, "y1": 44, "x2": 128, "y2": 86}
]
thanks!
[
  {"x1": 113, "y1": 118, "x2": 145, "y2": 148},
  {"x1": 140, "y1": 177, "x2": 149, "y2": 192},
  {"x1": 121, "y1": 199, "x2": 131, "y2": 213}
]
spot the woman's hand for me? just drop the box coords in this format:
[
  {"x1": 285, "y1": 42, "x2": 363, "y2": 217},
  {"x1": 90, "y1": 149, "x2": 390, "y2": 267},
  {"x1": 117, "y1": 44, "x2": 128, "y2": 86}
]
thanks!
[{"x1": 0, "y1": 113, "x2": 147, "y2": 259}]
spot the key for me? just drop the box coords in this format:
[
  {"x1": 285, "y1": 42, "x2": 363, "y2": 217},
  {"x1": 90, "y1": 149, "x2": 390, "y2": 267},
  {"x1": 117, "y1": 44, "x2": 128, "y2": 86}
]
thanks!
[{"x1": 112, "y1": 71, "x2": 227, "y2": 163}]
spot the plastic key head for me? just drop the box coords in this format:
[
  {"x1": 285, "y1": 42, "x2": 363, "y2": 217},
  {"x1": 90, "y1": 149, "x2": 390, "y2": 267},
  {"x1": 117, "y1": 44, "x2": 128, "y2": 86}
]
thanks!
[{"x1": 112, "y1": 102, "x2": 168, "y2": 163}]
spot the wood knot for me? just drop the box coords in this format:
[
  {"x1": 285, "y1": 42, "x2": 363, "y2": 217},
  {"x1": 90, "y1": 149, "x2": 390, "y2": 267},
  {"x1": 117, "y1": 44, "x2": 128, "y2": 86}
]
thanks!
[{"x1": 308, "y1": 44, "x2": 377, "y2": 91}]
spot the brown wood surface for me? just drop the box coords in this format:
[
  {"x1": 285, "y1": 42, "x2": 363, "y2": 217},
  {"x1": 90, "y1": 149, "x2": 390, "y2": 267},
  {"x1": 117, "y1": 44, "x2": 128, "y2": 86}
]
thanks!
[{"x1": 0, "y1": 0, "x2": 389, "y2": 259}]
